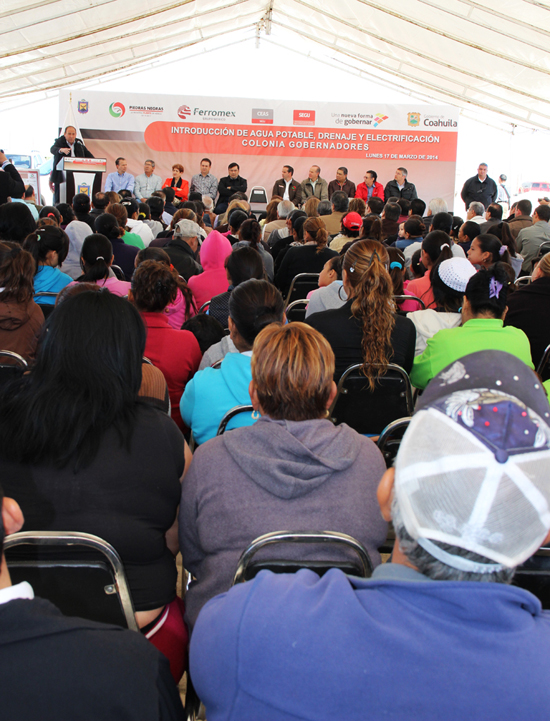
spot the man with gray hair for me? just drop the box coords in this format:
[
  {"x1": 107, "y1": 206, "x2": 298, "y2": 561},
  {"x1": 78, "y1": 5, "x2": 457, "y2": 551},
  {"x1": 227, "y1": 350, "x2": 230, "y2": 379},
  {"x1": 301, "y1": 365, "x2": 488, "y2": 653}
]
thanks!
[
  {"x1": 190, "y1": 349, "x2": 550, "y2": 720},
  {"x1": 264, "y1": 199, "x2": 295, "y2": 245},
  {"x1": 461, "y1": 163, "x2": 498, "y2": 210},
  {"x1": 163, "y1": 219, "x2": 203, "y2": 280},
  {"x1": 384, "y1": 167, "x2": 418, "y2": 202},
  {"x1": 466, "y1": 201, "x2": 485, "y2": 225},
  {"x1": 134, "y1": 159, "x2": 162, "y2": 202}
]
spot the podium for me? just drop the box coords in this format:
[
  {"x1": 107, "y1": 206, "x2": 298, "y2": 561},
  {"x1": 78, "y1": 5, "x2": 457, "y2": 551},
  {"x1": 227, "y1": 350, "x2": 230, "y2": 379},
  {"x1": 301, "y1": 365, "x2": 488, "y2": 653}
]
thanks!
[{"x1": 59, "y1": 157, "x2": 107, "y2": 204}]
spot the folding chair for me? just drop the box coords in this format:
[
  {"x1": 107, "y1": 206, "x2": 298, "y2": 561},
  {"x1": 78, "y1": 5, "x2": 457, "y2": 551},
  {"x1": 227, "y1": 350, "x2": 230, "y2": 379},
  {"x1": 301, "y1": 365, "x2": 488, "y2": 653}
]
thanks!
[
  {"x1": 0, "y1": 350, "x2": 27, "y2": 388},
  {"x1": 198, "y1": 300, "x2": 211, "y2": 314},
  {"x1": 35, "y1": 291, "x2": 58, "y2": 318},
  {"x1": 216, "y1": 404, "x2": 255, "y2": 435},
  {"x1": 249, "y1": 186, "x2": 268, "y2": 216},
  {"x1": 515, "y1": 275, "x2": 532, "y2": 287},
  {"x1": 285, "y1": 298, "x2": 309, "y2": 323},
  {"x1": 536, "y1": 343, "x2": 550, "y2": 378},
  {"x1": 393, "y1": 294, "x2": 426, "y2": 310},
  {"x1": 111, "y1": 264, "x2": 126, "y2": 281},
  {"x1": 513, "y1": 546, "x2": 550, "y2": 609},
  {"x1": 285, "y1": 273, "x2": 319, "y2": 307},
  {"x1": 233, "y1": 530, "x2": 373, "y2": 584},
  {"x1": 377, "y1": 417, "x2": 412, "y2": 468},
  {"x1": 330, "y1": 363, "x2": 414, "y2": 436},
  {"x1": 5, "y1": 530, "x2": 138, "y2": 630}
]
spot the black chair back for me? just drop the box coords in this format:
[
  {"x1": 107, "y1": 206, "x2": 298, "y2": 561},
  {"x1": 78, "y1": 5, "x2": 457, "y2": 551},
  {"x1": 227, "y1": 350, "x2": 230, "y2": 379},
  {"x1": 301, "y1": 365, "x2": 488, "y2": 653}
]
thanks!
[
  {"x1": 330, "y1": 363, "x2": 414, "y2": 436},
  {"x1": 0, "y1": 350, "x2": 27, "y2": 389},
  {"x1": 285, "y1": 298, "x2": 309, "y2": 323},
  {"x1": 5, "y1": 531, "x2": 137, "y2": 630},
  {"x1": 377, "y1": 417, "x2": 412, "y2": 468},
  {"x1": 285, "y1": 273, "x2": 319, "y2": 306},
  {"x1": 513, "y1": 548, "x2": 550, "y2": 608}
]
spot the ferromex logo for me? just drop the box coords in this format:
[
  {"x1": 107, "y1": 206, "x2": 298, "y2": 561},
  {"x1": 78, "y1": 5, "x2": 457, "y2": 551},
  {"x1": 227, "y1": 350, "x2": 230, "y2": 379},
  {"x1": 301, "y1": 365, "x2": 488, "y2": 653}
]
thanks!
[
  {"x1": 293, "y1": 110, "x2": 315, "y2": 126},
  {"x1": 252, "y1": 108, "x2": 273, "y2": 124}
]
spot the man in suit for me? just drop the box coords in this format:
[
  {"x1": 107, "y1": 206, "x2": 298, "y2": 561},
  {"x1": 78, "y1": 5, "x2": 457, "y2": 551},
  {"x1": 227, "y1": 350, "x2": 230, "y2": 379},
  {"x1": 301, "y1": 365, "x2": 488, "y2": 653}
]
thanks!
[
  {"x1": 0, "y1": 151, "x2": 25, "y2": 205},
  {"x1": 272, "y1": 165, "x2": 302, "y2": 205},
  {"x1": 0, "y1": 481, "x2": 184, "y2": 720},
  {"x1": 50, "y1": 125, "x2": 94, "y2": 203}
]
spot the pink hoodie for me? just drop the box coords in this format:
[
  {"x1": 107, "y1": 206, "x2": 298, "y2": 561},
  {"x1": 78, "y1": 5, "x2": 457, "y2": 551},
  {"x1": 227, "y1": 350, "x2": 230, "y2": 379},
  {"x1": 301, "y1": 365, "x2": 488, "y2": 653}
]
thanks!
[
  {"x1": 166, "y1": 288, "x2": 196, "y2": 330},
  {"x1": 188, "y1": 231, "x2": 232, "y2": 310}
]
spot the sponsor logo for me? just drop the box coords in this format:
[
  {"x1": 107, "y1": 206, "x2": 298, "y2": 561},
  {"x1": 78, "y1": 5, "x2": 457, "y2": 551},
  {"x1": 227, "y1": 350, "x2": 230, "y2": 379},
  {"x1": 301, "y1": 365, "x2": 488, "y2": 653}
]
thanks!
[
  {"x1": 293, "y1": 109, "x2": 315, "y2": 126},
  {"x1": 192, "y1": 105, "x2": 236, "y2": 120},
  {"x1": 129, "y1": 105, "x2": 163, "y2": 116},
  {"x1": 77, "y1": 183, "x2": 91, "y2": 195},
  {"x1": 252, "y1": 108, "x2": 273, "y2": 124},
  {"x1": 78, "y1": 100, "x2": 89, "y2": 114},
  {"x1": 178, "y1": 105, "x2": 191, "y2": 119},
  {"x1": 423, "y1": 114, "x2": 457, "y2": 127},
  {"x1": 408, "y1": 112, "x2": 421, "y2": 127},
  {"x1": 373, "y1": 113, "x2": 389, "y2": 128},
  {"x1": 109, "y1": 102, "x2": 125, "y2": 118}
]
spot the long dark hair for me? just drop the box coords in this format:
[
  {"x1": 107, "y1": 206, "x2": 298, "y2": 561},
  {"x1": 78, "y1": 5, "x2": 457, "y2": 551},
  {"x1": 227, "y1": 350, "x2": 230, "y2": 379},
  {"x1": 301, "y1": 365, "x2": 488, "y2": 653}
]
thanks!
[
  {"x1": 0, "y1": 291, "x2": 146, "y2": 470},
  {"x1": 135, "y1": 248, "x2": 197, "y2": 319},
  {"x1": 78, "y1": 234, "x2": 113, "y2": 283},
  {"x1": 23, "y1": 226, "x2": 69, "y2": 271},
  {"x1": 228, "y1": 279, "x2": 285, "y2": 348},
  {"x1": 239, "y1": 219, "x2": 262, "y2": 250}
]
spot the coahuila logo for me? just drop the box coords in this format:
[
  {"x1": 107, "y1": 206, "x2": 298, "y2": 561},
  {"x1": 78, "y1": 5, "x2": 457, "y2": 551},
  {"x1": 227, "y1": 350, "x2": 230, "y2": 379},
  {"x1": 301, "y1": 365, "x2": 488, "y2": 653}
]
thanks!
[
  {"x1": 373, "y1": 113, "x2": 388, "y2": 128},
  {"x1": 109, "y1": 102, "x2": 125, "y2": 118},
  {"x1": 407, "y1": 112, "x2": 421, "y2": 127}
]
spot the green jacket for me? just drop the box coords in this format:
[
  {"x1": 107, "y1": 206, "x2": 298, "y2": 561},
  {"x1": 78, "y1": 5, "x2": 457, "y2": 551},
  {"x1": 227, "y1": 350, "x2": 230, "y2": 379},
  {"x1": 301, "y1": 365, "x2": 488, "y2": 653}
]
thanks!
[{"x1": 411, "y1": 318, "x2": 534, "y2": 390}]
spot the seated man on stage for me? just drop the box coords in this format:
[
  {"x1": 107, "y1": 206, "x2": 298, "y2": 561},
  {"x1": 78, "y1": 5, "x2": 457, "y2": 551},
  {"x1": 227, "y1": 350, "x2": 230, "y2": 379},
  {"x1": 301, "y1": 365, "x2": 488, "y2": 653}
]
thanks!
[
  {"x1": 50, "y1": 125, "x2": 94, "y2": 204},
  {"x1": 190, "y1": 350, "x2": 550, "y2": 721},
  {"x1": 214, "y1": 163, "x2": 247, "y2": 215},
  {"x1": 104, "y1": 157, "x2": 134, "y2": 195}
]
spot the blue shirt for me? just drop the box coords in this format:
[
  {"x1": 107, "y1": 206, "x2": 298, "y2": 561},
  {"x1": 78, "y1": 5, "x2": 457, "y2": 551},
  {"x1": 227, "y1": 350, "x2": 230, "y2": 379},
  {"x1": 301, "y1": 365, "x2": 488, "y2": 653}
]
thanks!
[{"x1": 104, "y1": 171, "x2": 135, "y2": 194}]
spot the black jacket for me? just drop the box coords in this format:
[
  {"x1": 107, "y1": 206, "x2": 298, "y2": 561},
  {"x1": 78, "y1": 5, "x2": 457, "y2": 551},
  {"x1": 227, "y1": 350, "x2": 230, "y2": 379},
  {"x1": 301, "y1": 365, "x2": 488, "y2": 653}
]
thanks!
[
  {"x1": 384, "y1": 179, "x2": 418, "y2": 202},
  {"x1": 164, "y1": 238, "x2": 203, "y2": 281},
  {"x1": 460, "y1": 175, "x2": 498, "y2": 210},
  {"x1": 217, "y1": 175, "x2": 248, "y2": 202},
  {"x1": 0, "y1": 163, "x2": 25, "y2": 205},
  {"x1": 0, "y1": 596, "x2": 184, "y2": 720},
  {"x1": 504, "y1": 276, "x2": 550, "y2": 377},
  {"x1": 307, "y1": 298, "x2": 416, "y2": 380},
  {"x1": 50, "y1": 136, "x2": 94, "y2": 184}
]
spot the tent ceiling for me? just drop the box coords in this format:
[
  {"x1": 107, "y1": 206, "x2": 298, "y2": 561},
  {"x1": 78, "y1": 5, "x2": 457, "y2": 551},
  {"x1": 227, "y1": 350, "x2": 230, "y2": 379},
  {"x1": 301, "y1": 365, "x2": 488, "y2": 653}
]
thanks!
[{"x1": 2, "y1": 0, "x2": 550, "y2": 129}]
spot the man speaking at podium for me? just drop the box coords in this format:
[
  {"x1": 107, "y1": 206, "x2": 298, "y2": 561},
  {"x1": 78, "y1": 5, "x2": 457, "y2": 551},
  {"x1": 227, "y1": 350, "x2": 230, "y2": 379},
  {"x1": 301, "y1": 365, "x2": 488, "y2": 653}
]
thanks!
[{"x1": 50, "y1": 126, "x2": 94, "y2": 204}]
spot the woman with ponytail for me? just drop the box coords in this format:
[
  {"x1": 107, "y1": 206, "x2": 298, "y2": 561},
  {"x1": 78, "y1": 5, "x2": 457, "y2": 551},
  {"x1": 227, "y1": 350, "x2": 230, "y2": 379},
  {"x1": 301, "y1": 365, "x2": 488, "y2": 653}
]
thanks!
[
  {"x1": 94, "y1": 212, "x2": 138, "y2": 281},
  {"x1": 307, "y1": 240, "x2": 416, "y2": 382},
  {"x1": 411, "y1": 262, "x2": 533, "y2": 390},
  {"x1": 275, "y1": 216, "x2": 338, "y2": 296},
  {"x1": 467, "y1": 233, "x2": 510, "y2": 270},
  {"x1": 74, "y1": 233, "x2": 131, "y2": 296},
  {"x1": 0, "y1": 243, "x2": 44, "y2": 360},
  {"x1": 404, "y1": 230, "x2": 454, "y2": 311},
  {"x1": 23, "y1": 226, "x2": 72, "y2": 304},
  {"x1": 135, "y1": 246, "x2": 196, "y2": 329},
  {"x1": 233, "y1": 218, "x2": 274, "y2": 281},
  {"x1": 130, "y1": 260, "x2": 202, "y2": 431}
]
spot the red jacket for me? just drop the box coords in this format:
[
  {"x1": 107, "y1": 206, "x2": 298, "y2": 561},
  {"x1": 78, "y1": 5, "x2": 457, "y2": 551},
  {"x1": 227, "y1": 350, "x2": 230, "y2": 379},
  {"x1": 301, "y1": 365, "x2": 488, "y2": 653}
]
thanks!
[
  {"x1": 355, "y1": 181, "x2": 384, "y2": 202},
  {"x1": 162, "y1": 177, "x2": 189, "y2": 202},
  {"x1": 141, "y1": 312, "x2": 202, "y2": 431}
]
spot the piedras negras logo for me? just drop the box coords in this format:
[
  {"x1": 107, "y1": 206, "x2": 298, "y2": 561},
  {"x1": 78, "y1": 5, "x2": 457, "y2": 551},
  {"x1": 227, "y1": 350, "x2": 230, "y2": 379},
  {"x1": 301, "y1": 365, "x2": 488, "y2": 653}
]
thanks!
[{"x1": 109, "y1": 102, "x2": 125, "y2": 118}]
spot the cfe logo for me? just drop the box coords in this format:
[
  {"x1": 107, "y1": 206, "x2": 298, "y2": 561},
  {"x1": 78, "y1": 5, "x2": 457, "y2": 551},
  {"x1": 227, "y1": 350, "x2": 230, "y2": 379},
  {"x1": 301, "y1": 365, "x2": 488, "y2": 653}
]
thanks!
[
  {"x1": 109, "y1": 102, "x2": 125, "y2": 118},
  {"x1": 178, "y1": 105, "x2": 191, "y2": 119},
  {"x1": 373, "y1": 113, "x2": 388, "y2": 128}
]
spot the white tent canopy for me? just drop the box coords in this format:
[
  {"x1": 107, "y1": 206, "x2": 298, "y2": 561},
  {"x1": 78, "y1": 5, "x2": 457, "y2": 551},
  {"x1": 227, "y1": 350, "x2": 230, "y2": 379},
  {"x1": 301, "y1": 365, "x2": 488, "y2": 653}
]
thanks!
[{"x1": 2, "y1": 0, "x2": 550, "y2": 130}]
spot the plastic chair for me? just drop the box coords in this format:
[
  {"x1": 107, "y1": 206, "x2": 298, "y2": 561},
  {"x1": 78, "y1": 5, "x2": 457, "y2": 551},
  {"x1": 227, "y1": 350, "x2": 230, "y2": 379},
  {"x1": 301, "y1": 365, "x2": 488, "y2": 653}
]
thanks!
[
  {"x1": 285, "y1": 298, "x2": 310, "y2": 323},
  {"x1": 232, "y1": 530, "x2": 373, "y2": 584},
  {"x1": 5, "y1": 530, "x2": 138, "y2": 630},
  {"x1": 216, "y1": 404, "x2": 255, "y2": 435},
  {"x1": 0, "y1": 350, "x2": 27, "y2": 388},
  {"x1": 285, "y1": 273, "x2": 320, "y2": 307},
  {"x1": 249, "y1": 186, "x2": 268, "y2": 215},
  {"x1": 330, "y1": 363, "x2": 414, "y2": 436},
  {"x1": 377, "y1": 417, "x2": 411, "y2": 468},
  {"x1": 394, "y1": 294, "x2": 426, "y2": 310}
]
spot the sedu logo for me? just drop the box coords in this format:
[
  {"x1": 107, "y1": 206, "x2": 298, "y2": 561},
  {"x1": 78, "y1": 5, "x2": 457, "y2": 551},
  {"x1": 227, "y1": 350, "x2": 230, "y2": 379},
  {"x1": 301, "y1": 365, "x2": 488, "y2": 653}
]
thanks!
[
  {"x1": 109, "y1": 102, "x2": 125, "y2": 118},
  {"x1": 178, "y1": 105, "x2": 191, "y2": 119}
]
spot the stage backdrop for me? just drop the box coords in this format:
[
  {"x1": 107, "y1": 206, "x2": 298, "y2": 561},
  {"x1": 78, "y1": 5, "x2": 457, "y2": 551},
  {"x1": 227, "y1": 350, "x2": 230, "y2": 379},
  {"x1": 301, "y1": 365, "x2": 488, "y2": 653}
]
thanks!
[{"x1": 59, "y1": 90, "x2": 458, "y2": 207}]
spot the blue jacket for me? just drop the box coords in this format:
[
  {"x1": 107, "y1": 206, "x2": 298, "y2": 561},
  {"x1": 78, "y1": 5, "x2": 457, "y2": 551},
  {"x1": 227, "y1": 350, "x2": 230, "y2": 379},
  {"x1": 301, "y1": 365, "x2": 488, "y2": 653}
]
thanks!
[
  {"x1": 180, "y1": 352, "x2": 255, "y2": 445},
  {"x1": 191, "y1": 565, "x2": 550, "y2": 721},
  {"x1": 33, "y1": 265, "x2": 72, "y2": 304}
]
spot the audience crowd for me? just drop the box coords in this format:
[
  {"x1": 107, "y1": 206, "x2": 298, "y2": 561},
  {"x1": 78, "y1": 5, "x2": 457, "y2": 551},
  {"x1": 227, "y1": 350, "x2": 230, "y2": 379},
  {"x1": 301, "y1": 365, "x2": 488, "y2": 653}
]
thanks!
[{"x1": 1, "y1": 146, "x2": 550, "y2": 719}]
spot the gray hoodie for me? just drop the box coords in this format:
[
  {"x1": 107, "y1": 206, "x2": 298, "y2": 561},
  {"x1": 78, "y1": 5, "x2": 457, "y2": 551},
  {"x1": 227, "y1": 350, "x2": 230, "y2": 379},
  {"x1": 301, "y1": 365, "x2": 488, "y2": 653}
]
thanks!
[{"x1": 179, "y1": 416, "x2": 387, "y2": 629}]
